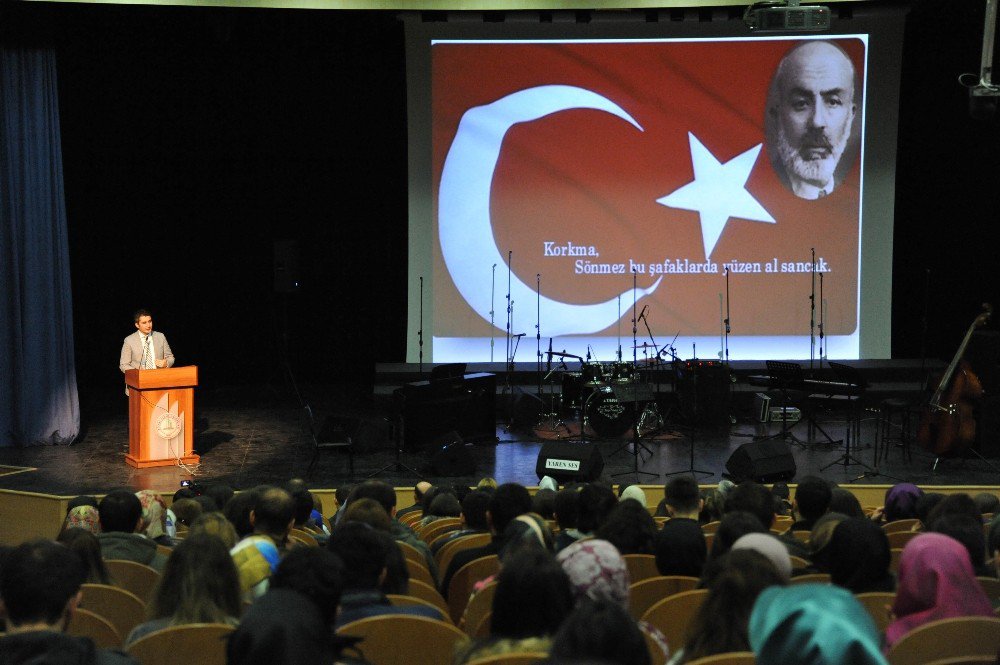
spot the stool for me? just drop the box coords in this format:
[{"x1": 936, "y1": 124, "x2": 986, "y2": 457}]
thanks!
[{"x1": 878, "y1": 397, "x2": 913, "y2": 463}]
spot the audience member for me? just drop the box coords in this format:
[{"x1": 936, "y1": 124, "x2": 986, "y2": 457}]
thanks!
[
  {"x1": 230, "y1": 485, "x2": 295, "y2": 600},
  {"x1": 531, "y1": 488, "x2": 557, "y2": 519},
  {"x1": 96, "y1": 490, "x2": 168, "y2": 571},
  {"x1": 56, "y1": 528, "x2": 113, "y2": 585},
  {"x1": 341, "y1": 497, "x2": 393, "y2": 531},
  {"x1": 553, "y1": 486, "x2": 582, "y2": 551},
  {"x1": 396, "y1": 481, "x2": 432, "y2": 519},
  {"x1": 194, "y1": 495, "x2": 220, "y2": 514},
  {"x1": 0, "y1": 539, "x2": 137, "y2": 664},
  {"x1": 771, "y1": 481, "x2": 793, "y2": 516},
  {"x1": 654, "y1": 516, "x2": 706, "y2": 578},
  {"x1": 170, "y1": 497, "x2": 203, "y2": 528},
  {"x1": 749, "y1": 584, "x2": 888, "y2": 664},
  {"x1": 827, "y1": 487, "x2": 865, "y2": 519},
  {"x1": 557, "y1": 539, "x2": 630, "y2": 608},
  {"x1": 805, "y1": 511, "x2": 850, "y2": 573},
  {"x1": 576, "y1": 482, "x2": 618, "y2": 537},
  {"x1": 708, "y1": 511, "x2": 767, "y2": 561},
  {"x1": 595, "y1": 499, "x2": 656, "y2": 555},
  {"x1": 66, "y1": 495, "x2": 99, "y2": 512},
  {"x1": 697, "y1": 488, "x2": 725, "y2": 524},
  {"x1": 223, "y1": 490, "x2": 257, "y2": 539},
  {"x1": 189, "y1": 511, "x2": 240, "y2": 549},
  {"x1": 431, "y1": 489, "x2": 491, "y2": 555},
  {"x1": 730, "y1": 533, "x2": 791, "y2": 583},
  {"x1": 662, "y1": 476, "x2": 703, "y2": 520},
  {"x1": 788, "y1": 476, "x2": 832, "y2": 531},
  {"x1": 202, "y1": 483, "x2": 236, "y2": 515},
  {"x1": 619, "y1": 484, "x2": 647, "y2": 507},
  {"x1": 914, "y1": 491, "x2": 946, "y2": 527},
  {"x1": 419, "y1": 492, "x2": 462, "y2": 527},
  {"x1": 973, "y1": 491, "x2": 999, "y2": 517},
  {"x1": 135, "y1": 490, "x2": 172, "y2": 546},
  {"x1": 724, "y1": 482, "x2": 775, "y2": 531},
  {"x1": 477, "y1": 477, "x2": 499, "y2": 491},
  {"x1": 440, "y1": 482, "x2": 531, "y2": 597},
  {"x1": 671, "y1": 549, "x2": 785, "y2": 664},
  {"x1": 62, "y1": 505, "x2": 101, "y2": 536},
  {"x1": 928, "y1": 514, "x2": 992, "y2": 576},
  {"x1": 269, "y1": 546, "x2": 344, "y2": 628},
  {"x1": 826, "y1": 517, "x2": 894, "y2": 593},
  {"x1": 456, "y1": 548, "x2": 574, "y2": 663},
  {"x1": 349, "y1": 480, "x2": 437, "y2": 581},
  {"x1": 549, "y1": 598, "x2": 651, "y2": 665},
  {"x1": 885, "y1": 532, "x2": 993, "y2": 649},
  {"x1": 125, "y1": 533, "x2": 242, "y2": 646},
  {"x1": 327, "y1": 521, "x2": 442, "y2": 627},
  {"x1": 989, "y1": 514, "x2": 1000, "y2": 578},
  {"x1": 877, "y1": 482, "x2": 923, "y2": 523}
]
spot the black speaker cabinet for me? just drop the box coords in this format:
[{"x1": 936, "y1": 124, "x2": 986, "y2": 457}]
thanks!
[
  {"x1": 725, "y1": 440, "x2": 796, "y2": 483},
  {"x1": 535, "y1": 441, "x2": 604, "y2": 483},
  {"x1": 677, "y1": 362, "x2": 731, "y2": 427},
  {"x1": 429, "y1": 432, "x2": 477, "y2": 476}
]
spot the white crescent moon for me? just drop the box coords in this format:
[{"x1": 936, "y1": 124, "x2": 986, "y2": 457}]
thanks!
[{"x1": 439, "y1": 84, "x2": 662, "y2": 337}]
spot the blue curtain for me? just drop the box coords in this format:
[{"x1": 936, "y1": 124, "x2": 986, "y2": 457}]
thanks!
[{"x1": 0, "y1": 47, "x2": 79, "y2": 446}]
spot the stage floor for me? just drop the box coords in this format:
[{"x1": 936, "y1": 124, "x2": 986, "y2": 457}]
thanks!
[{"x1": 0, "y1": 383, "x2": 997, "y2": 495}]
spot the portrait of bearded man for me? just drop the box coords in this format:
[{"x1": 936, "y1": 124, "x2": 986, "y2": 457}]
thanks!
[{"x1": 765, "y1": 40, "x2": 860, "y2": 200}]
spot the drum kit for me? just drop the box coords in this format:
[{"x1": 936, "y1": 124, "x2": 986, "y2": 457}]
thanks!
[{"x1": 546, "y1": 341, "x2": 679, "y2": 440}]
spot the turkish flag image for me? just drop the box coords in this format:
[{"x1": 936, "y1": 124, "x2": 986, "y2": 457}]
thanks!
[{"x1": 432, "y1": 38, "x2": 866, "y2": 341}]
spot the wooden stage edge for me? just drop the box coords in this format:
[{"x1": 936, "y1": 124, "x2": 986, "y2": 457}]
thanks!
[{"x1": 3, "y1": 483, "x2": 997, "y2": 548}]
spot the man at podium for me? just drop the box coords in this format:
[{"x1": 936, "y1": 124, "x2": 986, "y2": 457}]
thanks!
[{"x1": 119, "y1": 309, "x2": 174, "y2": 373}]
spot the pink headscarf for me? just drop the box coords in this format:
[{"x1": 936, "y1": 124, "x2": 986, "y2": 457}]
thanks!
[
  {"x1": 556, "y1": 538, "x2": 630, "y2": 608},
  {"x1": 885, "y1": 532, "x2": 993, "y2": 648}
]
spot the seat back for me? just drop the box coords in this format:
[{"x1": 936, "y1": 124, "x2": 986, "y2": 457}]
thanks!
[
  {"x1": 977, "y1": 576, "x2": 1000, "y2": 602},
  {"x1": 419, "y1": 517, "x2": 463, "y2": 543},
  {"x1": 886, "y1": 530, "x2": 920, "y2": 548},
  {"x1": 289, "y1": 528, "x2": 319, "y2": 547},
  {"x1": 788, "y1": 573, "x2": 831, "y2": 585},
  {"x1": 404, "y1": 555, "x2": 436, "y2": 587},
  {"x1": 854, "y1": 591, "x2": 895, "y2": 635},
  {"x1": 404, "y1": 579, "x2": 450, "y2": 618},
  {"x1": 67, "y1": 607, "x2": 122, "y2": 649},
  {"x1": 622, "y1": 554, "x2": 660, "y2": 584},
  {"x1": 447, "y1": 555, "x2": 500, "y2": 623},
  {"x1": 104, "y1": 559, "x2": 161, "y2": 603},
  {"x1": 641, "y1": 588, "x2": 710, "y2": 652},
  {"x1": 684, "y1": 651, "x2": 756, "y2": 665},
  {"x1": 398, "y1": 539, "x2": 428, "y2": 566},
  {"x1": 337, "y1": 614, "x2": 466, "y2": 665},
  {"x1": 436, "y1": 533, "x2": 491, "y2": 578},
  {"x1": 79, "y1": 583, "x2": 146, "y2": 643},
  {"x1": 628, "y1": 575, "x2": 699, "y2": 621},
  {"x1": 386, "y1": 594, "x2": 452, "y2": 623},
  {"x1": 460, "y1": 580, "x2": 498, "y2": 634},
  {"x1": 464, "y1": 652, "x2": 548, "y2": 665},
  {"x1": 882, "y1": 518, "x2": 920, "y2": 533},
  {"x1": 125, "y1": 623, "x2": 235, "y2": 665},
  {"x1": 886, "y1": 617, "x2": 1000, "y2": 665}
]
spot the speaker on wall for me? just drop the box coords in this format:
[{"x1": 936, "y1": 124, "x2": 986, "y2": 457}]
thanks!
[
  {"x1": 535, "y1": 441, "x2": 604, "y2": 483},
  {"x1": 725, "y1": 440, "x2": 796, "y2": 483},
  {"x1": 428, "y1": 431, "x2": 476, "y2": 477}
]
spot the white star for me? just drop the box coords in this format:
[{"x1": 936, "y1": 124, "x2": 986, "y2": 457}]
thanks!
[{"x1": 656, "y1": 132, "x2": 775, "y2": 259}]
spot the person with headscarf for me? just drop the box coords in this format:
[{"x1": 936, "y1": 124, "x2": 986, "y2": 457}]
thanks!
[
  {"x1": 875, "y1": 483, "x2": 923, "y2": 524},
  {"x1": 730, "y1": 533, "x2": 792, "y2": 583},
  {"x1": 806, "y1": 511, "x2": 851, "y2": 573},
  {"x1": 885, "y1": 532, "x2": 993, "y2": 649},
  {"x1": 61, "y1": 505, "x2": 102, "y2": 535},
  {"x1": 749, "y1": 584, "x2": 888, "y2": 664},
  {"x1": 827, "y1": 518, "x2": 894, "y2": 593},
  {"x1": 135, "y1": 489, "x2": 173, "y2": 546}
]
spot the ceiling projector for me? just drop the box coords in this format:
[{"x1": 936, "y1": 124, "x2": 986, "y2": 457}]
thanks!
[{"x1": 745, "y1": 3, "x2": 831, "y2": 32}]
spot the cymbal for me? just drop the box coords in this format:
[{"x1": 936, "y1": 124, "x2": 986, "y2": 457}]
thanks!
[{"x1": 632, "y1": 342, "x2": 656, "y2": 348}]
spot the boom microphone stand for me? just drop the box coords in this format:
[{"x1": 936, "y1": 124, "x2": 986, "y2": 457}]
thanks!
[
  {"x1": 490, "y1": 263, "x2": 497, "y2": 362},
  {"x1": 809, "y1": 247, "x2": 816, "y2": 375}
]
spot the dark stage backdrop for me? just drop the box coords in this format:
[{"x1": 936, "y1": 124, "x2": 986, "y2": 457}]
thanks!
[{"x1": 1, "y1": 1, "x2": 998, "y2": 402}]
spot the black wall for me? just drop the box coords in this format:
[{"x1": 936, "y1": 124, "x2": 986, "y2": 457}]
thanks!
[{"x1": 2, "y1": 1, "x2": 998, "y2": 399}]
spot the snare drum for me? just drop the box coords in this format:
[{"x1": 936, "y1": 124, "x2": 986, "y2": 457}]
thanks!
[{"x1": 585, "y1": 387, "x2": 634, "y2": 438}]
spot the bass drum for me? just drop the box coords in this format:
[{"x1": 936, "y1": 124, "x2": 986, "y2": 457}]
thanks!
[
  {"x1": 560, "y1": 372, "x2": 584, "y2": 410},
  {"x1": 585, "y1": 387, "x2": 634, "y2": 438}
]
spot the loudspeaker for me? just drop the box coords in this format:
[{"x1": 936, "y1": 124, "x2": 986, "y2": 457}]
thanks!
[
  {"x1": 677, "y1": 362, "x2": 731, "y2": 426},
  {"x1": 428, "y1": 432, "x2": 476, "y2": 476},
  {"x1": 273, "y1": 240, "x2": 300, "y2": 293},
  {"x1": 535, "y1": 441, "x2": 604, "y2": 483},
  {"x1": 725, "y1": 440, "x2": 796, "y2": 483}
]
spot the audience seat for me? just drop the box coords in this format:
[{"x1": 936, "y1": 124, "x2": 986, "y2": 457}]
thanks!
[
  {"x1": 399, "y1": 511, "x2": 424, "y2": 528},
  {"x1": 788, "y1": 555, "x2": 809, "y2": 569},
  {"x1": 104, "y1": 559, "x2": 161, "y2": 603},
  {"x1": 79, "y1": 583, "x2": 146, "y2": 643},
  {"x1": 628, "y1": 575, "x2": 699, "y2": 621},
  {"x1": 418, "y1": 517, "x2": 462, "y2": 543},
  {"x1": 404, "y1": 579, "x2": 450, "y2": 618},
  {"x1": 471, "y1": 610, "x2": 492, "y2": 638},
  {"x1": 386, "y1": 594, "x2": 453, "y2": 623},
  {"x1": 398, "y1": 539, "x2": 428, "y2": 566},
  {"x1": 886, "y1": 617, "x2": 1000, "y2": 665},
  {"x1": 404, "y1": 555, "x2": 436, "y2": 588},
  {"x1": 289, "y1": 528, "x2": 320, "y2": 547},
  {"x1": 701, "y1": 521, "x2": 722, "y2": 534},
  {"x1": 337, "y1": 614, "x2": 465, "y2": 665},
  {"x1": 436, "y1": 533, "x2": 491, "y2": 576},
  {"x1": 976, "y1": 576, "x2": 1000, "y2": 603},
  {"x1": 788, "y1": 573, "x2": 831, "y2": 585},
  {"x1": 923, "y1": 658, "x2": 1000, "y2": 665},
  {"x1": 889, "y1": 548, "x2": 904, "y2": 574},
  {"x1": 641, "y1": 588, "x2": 710, "y2": 652},
  {"x1": 791, "y1": 530, "x2": 811, "y2": 543},
  {"x1": 447, "y1": 555, "x2": 500, "y2": 624},
  {"x1": 854, "y1": 591, "x2": 895, "y2": 634},
  {"x1": 125, "y1": 623, "x2": 235, "y2": 665},
  {"x1": 465, "y1": 652, "x2": 548, "y2": 665},
  {"x1": 460, "y1": 580, "x2": 497, "y2": 635},
  {"x1": 882, "y1": 518, "x2": 920, "y2": 533},
  {"x1": 684, "y1": 651, "x2": 756, "y2": 665},
  {"x1": 886, "y1": 530, "x2": 920, "y2": 548},
  {"x1": 622, "y1": 554, "x2": 660, "y2": 584},
  {"x1": 642, "y1": 623, "x2": 668, "y2": 665},
  {"x1": 67, "y1": 607, "x2": 121, "y2": 649}
]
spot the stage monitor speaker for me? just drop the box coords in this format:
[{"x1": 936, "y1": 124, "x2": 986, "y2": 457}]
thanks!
[
  {"x1": 273, "y1": 240, "x2": 300, "y2": 293},
  {"x1": 725, "y1": 440, "x2": 796, "y2": 483},
  {"x1": 535, "y1": 441, "x2": 604, "y2": 483},
  {"x1": 428, "y1": 431, "x2": 476, "y2": 476}
]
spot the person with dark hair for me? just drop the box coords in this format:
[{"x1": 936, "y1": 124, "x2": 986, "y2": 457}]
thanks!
[
  {"x1": 223, "y1": 490, "x2": 257, "y2": 539},
  {"x1": 350, "y1": 479, "x2": 438, "y2": 582},
  {"x1": 827, "y1": 488, "x2": 865, "y2": 519},
  {"x1": 671, "y1": 549, "x2": 785, "y2": 664},
  {"x1": 125, "y1": 534, "x2": 242, "y2": 646},
  {"x1": 576, "y1": 482, "x2": 618, "y2": 536},
  {"x1": 825, "y1": 517, "x2": 894, "y2": 593},
  {"x1": 654, "y1": 514, "x2": 707, "y2": 578},
  {"x1": 554, "y1": 486, "x2": 582, "y2": 551},
  {"x1": 926, "y1": 492, "x2": 983, "y2": 525},
  {"x1": 97, "y1": 490, "x2": 168, "y2": 571},
  {"x1": 770, "y1": 482, "x2": 793, "y2": 517},
  {"x1": 57, "y1": 528, "x2": 113, "y2": 585},
  {"x1": 289, "y1": 488, "x2": 328, "y2": 544},
  {"x1": 457, "y1": 548, "x2": 574, "y2": 663},
  {"x1": 230, "y1": 485, "x2": 295, "y2": 600},
  {"x1": 328, "y1": 521, "x2": 442, "y2": 627},
  {"x1": 341, "y1": 498, "x2": 393, "y2": 532},
  {"x1": 189, "y1": 511, "x2": 239, "y2": 549},
  {"x1": 697, "y1": 488, "x2": 725, "y2": 524},
  {"x1": 270, "y1": 546, "x2": 345, "y2": 627},
  {"x1": 662, "y1": 476, "x2": 703, "y2": 519},
  {"x1": 170, "y1": 498, "x2": 203, "y2": 529},
  {"x1": 974, "y1": 491, "x2": 999, "y2": 517},
  {"x1": 330, "y1": 483, "x2": 355, "y2": 523},
  {"x1": 550, "y1": 598, "x2": 651, "y2": 665},
  {"x1": 596, "y1": 498, "x2": 656, "y2": 555},
  {"x1": 0, "y1": 540, "x2": 136, "y2": 664},
  {"x1": 928, "y1": 514, "x2": 992, "y2": 576},
  {"x1": 914, "y1": 492, "x2": 945, "y2": 526},
  {"x1": 441, "y1": 482, "x2": 532, "y2": 597},
  {"x1": 202, "y1": 484, "x2": 236, "y2": 516},
  {"x1": 708, "y1": 511, "x2": 767, "y2": 561},
  {"x1": 420, "y1": 492, "x2": 462, "y2": 527},
  {"x1": 723, "y1": 482, "x2": 775, "y2": 531},
  {"x1": 789, "y1": 476, "x2": 832, "y2": 531},
  {"x1": 805, "y1": 511, "x2": 851, "y2": 573},
  {"x1": 532, "y1": 488, "x2": 557, "y2": 520},
  {"x1": 431, "y1": 489, "x2": 492, "y2": 555}
]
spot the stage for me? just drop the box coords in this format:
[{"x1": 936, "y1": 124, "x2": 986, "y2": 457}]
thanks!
[{"x1": 0, "y1": 366, "x2": 997, "y2": 497}]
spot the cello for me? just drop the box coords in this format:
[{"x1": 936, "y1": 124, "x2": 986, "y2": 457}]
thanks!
[{"x1": 916, "y1": 303, "x2": 993, "y2": 457}]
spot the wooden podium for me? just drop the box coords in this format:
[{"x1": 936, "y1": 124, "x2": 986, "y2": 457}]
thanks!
[{"x1": 124, "y1": 366, "x2": 200, "y2": 468}]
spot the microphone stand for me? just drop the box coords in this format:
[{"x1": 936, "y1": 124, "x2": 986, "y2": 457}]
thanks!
[
  {"x1": 490, "y1": 263, "x2": 496, "y2": 362},
  {"x1": 418, "y1": 276, "x2": 424, "y2": 378},
  {"x1": 536, "y1": 274, "x2": 542, "y2": 400},
  {"x1": 809, "y1": 247, "x2": 816, "y2": 375},
  {"x1": 723, "y1": 267, "x2": 731, "y2": 366},
  {"x1": 818, "y1": 272, "x2": 825, "y2": 369},
  {"x1": 503, "y1": 251, "x2": 514, "y2": 427}
]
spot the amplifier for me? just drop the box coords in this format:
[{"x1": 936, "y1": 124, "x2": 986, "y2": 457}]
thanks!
[{"x1": 768, "y1": 406, "x2": 801, "y2": 423}]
